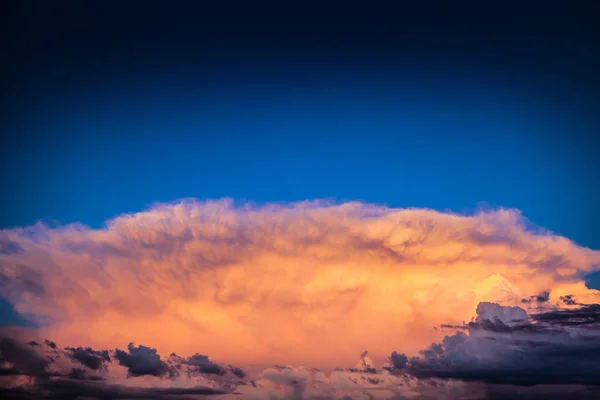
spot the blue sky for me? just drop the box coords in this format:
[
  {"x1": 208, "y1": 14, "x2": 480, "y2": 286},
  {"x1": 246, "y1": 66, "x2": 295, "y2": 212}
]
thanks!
[
  {"x1": 3, "y1": 67, "x2": 598, "y2": 247},
  {"x1": 2, "y1": 1, "x2": 599, "y2": 326}
]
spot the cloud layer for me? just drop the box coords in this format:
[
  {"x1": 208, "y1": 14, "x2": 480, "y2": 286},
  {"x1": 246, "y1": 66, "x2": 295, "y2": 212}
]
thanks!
[
  {"x1": 1, "y1": 199, "x2": 599, "y2": 367},
  {"x1": 1, "y1": 199, "x2": 599, "y2": 398}
]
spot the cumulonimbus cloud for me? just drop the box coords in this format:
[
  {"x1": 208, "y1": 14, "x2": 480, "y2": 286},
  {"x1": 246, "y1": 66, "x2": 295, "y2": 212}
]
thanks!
[{"x1": 0, "y1": 198, "x2": 599, "y2": 372}]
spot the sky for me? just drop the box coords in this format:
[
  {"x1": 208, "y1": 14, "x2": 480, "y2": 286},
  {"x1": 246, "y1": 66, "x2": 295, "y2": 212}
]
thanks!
[{"x1": 1, "y1": 1, "x2": 600, "y2": 399}]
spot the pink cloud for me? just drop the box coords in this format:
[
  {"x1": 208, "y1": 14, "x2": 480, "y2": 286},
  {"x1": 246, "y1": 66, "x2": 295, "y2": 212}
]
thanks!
[
  {"x1": 1, "y1": 199, "x2": 598, "y2": 369},
  {"x1": 1, "y1": 199, "x2": 599, "y2": 398}
]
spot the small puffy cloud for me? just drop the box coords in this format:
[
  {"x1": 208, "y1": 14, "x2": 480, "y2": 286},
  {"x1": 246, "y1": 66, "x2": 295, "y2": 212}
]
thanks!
[
  {"x1": 229, "y1": 365, "x2": 246, "y2": 378},
  {"x1": 0, "y1": 332, "x2": 240, "y2": 399},
  {"x1": 114, "y1": 343, "x2": 174, "y2": 378},
  {"x1": 64, "y1": 346, "x2": 111, "y2": 371},
  {"x1": 475, "y1": 302, "x2": 528, "y2": 325},
  {"x1": 521, "y1": 291, "x2": 550, "y2": 304},
  {"x1": 383, "y1": 351, "x2": 408, "y2": 373},
  {"x1": 185, "y1": 353, "x2": 227, "y2": 375}
]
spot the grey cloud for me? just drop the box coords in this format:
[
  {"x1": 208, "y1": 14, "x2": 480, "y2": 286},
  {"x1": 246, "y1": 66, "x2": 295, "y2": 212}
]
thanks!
[
  {"x1": 0, "y1": 387, "x2": 41, "y2": 400},
  {"x1": 8, "y1": 378, "x2": 228, "y2": 399},
  {"x1": 521, "y1": 291, "x2": 550, "y2": 304},
  {"x1": 66, "y1": 367, "x2": 104, "y2": 381},
  {"x1": 167, "y1": 352, "x2": 241, "y2": 379},
  {"x1": 386, "y1": 351, "x2": 408, "y2": 371},
  {"x1": 64, "y1": 346, "x2": 111, "y2": 370},
  {"x1": 114, "y1": 343, "x2": 174, "y2": 378},
  {"x1": 530, "y1": 303, "x2": 600, "y2": 327},
  {"x1": 485, "y1": 384, "x2": 600, "y2": 400},
  {"x1": 262, "y1": 366, "x2": 308, "y2": 400},
  {"x1": 229, "y1": 365, "x2": 246, "y2": 378},
  {"x1": 0, "y1": 335, "x2": 242, "y2": 399},
  {"x1": 560, "y1": 294, "x2": 579, "y2": 306},
  {"x1": 185, "y1": 353, "x2": 226, "y2": 375},
  {"x1": 0, "y1": 336, "x2": 50, "y2": 377},
  {"x1": 392, "y1": 302, "x2": 600, "y2": 386}
]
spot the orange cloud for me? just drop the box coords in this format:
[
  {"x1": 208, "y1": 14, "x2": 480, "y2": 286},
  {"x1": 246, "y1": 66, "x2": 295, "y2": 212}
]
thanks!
[{"x1": 1, "y1": 199, "x2": 599, "y2": 369}]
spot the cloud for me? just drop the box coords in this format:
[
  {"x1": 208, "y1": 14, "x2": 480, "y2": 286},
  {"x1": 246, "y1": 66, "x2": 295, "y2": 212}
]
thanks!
[
  {"x1": 0, "y1": 332, "x2": 238, "y2": 399},
  {"x1": 115, "y1": 343, "x2": 175, "y2": 378},
  {"x1": 529, "y1": 303, "x2": 600, "y2": 327},
  {"x1": 385, "y1": 301, "x2": 600, "y2": 387},
  {"x1": 1, "y1": 199, "x2": 598, "y2": 369},
  {"x1": 0, "y1": 233, "x2": 23, "y2": 255},
  {"x1": 348, "y1": 351, "x2": 377, "y2": 374},
  {"x1": 44, "y1": 340, "x2": 57, "y2": 349},
  {"x1": 64, "y1": 346, "x2": 111, "y2": 371},
  {"x1": 2, "y1": 323, "x2": 599, "y2": 399},
  {"x1": 383, "y1": 352, "x2": 408, "y2": 372},
  {"x1": 0, "y1": 336, "x2": 52, "y2": 378},
  {"x1": 183, "y1": 354, "x2": 227, "y2": 376},
  {"x1": 9, "y1": 378, "x2": 228, "y2": 399},
  {"x1": 1, "y1": 199, "x2": 600, "y2": 398}
]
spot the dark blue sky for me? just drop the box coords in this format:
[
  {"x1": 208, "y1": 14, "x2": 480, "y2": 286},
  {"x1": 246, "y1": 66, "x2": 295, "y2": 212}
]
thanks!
[{"x1": 2, "y1": 0, "x2": 599, "y2": 305}]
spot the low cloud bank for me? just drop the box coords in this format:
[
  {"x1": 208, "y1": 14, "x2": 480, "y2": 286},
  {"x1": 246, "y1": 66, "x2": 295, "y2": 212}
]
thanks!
[
  {"x1": 1, "y1": 298, "x2": 599, "y2": 399},
  {"x1": 386, "y1": 300, "x2": 600, "y2": 387}
]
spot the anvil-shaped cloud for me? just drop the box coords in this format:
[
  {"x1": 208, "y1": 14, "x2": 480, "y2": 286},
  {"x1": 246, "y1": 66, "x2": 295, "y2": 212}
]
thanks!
[{"x1": 1, "y1": 199, "x2": 599, "y2": 399}]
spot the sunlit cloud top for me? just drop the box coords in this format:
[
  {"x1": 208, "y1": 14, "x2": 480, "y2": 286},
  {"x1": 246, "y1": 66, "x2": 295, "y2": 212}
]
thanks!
[{"x1": 1, "y1": 199, "x2": 598, "y2": 372}]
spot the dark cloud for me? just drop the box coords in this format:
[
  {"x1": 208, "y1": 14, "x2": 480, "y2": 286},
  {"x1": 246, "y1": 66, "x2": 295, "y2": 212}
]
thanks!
[
  {"x1": 0, "y1": 336, "x2": 50, "y2": 377},
  {"x1": 485, "y1": 384, "x2": 600, "y2": 400},
  {"x1": 66, "y1": 367, "x2": 103, "y2": 381},
  {"x1": 184, "y1": 353, "x2": 226, "y2": 375},
  {"x1": 384, "y1": 351, "x2": 408, "y2": 372},
  {"x1": 229, "y1": 365, "x2": 246, "y2": 378},
  {"x1": 530, "y1": 304, "x2": 600, "y2": 327},
  {"x1": 64, "y1": 346, "x2": 111, "y2": 370},
  {"x1": 560, "y1": 294, "x2": 579, "y2": 306},
  {"x1": 389, "y1": 302, "x2": 600, "y2": 386},
  {"x1": 441, "y1": 301, "x2": 577, "y2": 335},
  {"x1": 0, "y1": 387, "x2": 41, "y2": 400},
  {"x1": 6, "y1": 378, "x2": 228, "y2": 399},
  {"x1": 521, "y1": 291, "x2": 550, "y2": 304},
  {"x1": 0, "y1": 335, "x2": 244, "y2": 399},
  {"x1": 114, "y1": 343, "x2": 174, "y2": 377},
  {"x1": 168, "y1": 352, "x2": 238, "y2": 379},
  {"x1": 363, "y1": 376, "x2": 380, "y2": 385}
]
